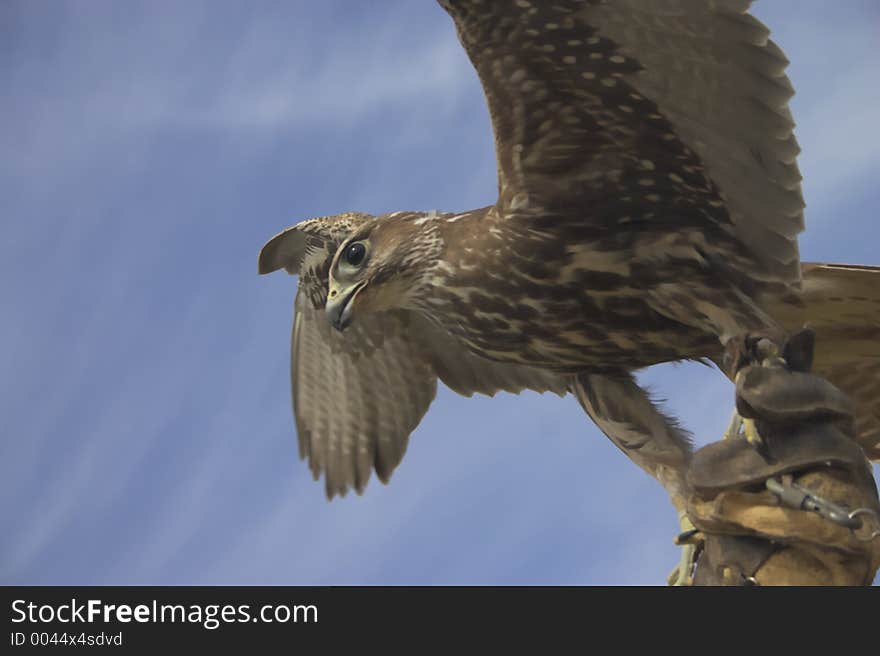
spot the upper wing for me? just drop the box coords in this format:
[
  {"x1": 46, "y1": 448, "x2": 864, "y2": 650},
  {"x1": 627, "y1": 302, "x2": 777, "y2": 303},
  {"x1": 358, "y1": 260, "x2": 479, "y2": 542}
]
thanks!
[
  {"x1": 260, "y1": 215, "x2": 570, "y2": 498},
  {"x1": 439, "y1": 0, "x2": 804, "y2": 286}
]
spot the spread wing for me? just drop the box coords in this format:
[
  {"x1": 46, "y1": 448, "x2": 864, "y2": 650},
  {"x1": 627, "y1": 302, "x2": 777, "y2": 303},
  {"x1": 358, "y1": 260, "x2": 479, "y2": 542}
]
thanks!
[
  {"x1": 291, "y1": 296, "x2": 438, "y2": 498},
  {"x1": 769, "y1": 263, "x2": 880, "y2": 460},
  {"x1": 260, "y1": 215, "x2": 569, "y2": 498},
  {"x1": 824, "y1": 360, "x2": 880, "y2": 461},
  {"x1": 260, "y1": 214, "x2": 438, "y2": 498},
  {"x1": 439, "y1": 0, "x2": 804, "y2": 286}
]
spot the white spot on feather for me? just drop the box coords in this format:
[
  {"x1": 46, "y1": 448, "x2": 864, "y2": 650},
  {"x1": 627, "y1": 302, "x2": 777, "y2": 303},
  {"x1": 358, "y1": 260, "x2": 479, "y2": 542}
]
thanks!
[{"x1": 414, "y1": 210, "x2": 439, "y2": 225}]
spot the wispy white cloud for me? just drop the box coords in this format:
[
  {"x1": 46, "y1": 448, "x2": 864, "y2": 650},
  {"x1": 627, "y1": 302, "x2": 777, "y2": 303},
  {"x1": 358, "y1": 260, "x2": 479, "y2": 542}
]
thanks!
[{"x1": 194, "y1": 29, "x2": 471, "y2": 130}]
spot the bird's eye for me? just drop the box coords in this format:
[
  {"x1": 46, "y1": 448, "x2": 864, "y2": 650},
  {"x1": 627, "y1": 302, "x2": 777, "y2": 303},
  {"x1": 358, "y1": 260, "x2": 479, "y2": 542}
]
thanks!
[{"x1": 344, "y1": 242, "x2": 367, "y2": 267}]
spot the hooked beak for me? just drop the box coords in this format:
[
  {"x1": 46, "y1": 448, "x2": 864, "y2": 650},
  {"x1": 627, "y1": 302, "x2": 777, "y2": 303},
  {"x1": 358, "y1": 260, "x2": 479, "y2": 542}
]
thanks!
[{"x1": 325, "y1": 281, "x2": 366, "y2": 331}]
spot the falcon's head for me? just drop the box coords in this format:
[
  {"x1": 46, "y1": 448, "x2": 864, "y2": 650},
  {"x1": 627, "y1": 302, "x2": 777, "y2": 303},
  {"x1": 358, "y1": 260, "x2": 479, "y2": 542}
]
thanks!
[{"x1": 325, "y1": 213, "x2": 443, "y2": 330}]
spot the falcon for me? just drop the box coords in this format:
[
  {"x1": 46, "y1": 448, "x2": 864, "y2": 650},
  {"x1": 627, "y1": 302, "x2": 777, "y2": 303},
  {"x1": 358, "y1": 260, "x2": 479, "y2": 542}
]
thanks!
[{"x1": 258, "y1": 1, "x2": 880, "y2": 517}]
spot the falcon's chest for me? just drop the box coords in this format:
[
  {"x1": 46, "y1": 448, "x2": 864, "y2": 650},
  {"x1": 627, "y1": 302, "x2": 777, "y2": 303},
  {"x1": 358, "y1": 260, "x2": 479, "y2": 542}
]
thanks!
[{"x1": 421, "y1": 217, "x2": 719, "y2": 370}]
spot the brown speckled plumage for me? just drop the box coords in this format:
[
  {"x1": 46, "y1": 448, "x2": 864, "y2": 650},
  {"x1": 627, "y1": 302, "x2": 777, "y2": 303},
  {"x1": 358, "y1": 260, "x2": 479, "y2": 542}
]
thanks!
[{"x1": 260, "y1": 1, "x2": 879, "y2": 502}]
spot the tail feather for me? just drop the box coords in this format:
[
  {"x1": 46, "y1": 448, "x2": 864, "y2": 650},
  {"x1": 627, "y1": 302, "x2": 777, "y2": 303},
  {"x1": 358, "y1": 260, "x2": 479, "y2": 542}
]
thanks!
[{"x1": 770, "y1": 263, "x2": 880, "y2": 460}]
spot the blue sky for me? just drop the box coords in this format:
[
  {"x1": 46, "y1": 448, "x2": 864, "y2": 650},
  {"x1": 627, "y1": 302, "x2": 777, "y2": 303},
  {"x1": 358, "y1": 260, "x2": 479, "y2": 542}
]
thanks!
[{"x1": 2, "y1": 1, "x2": 878, "y2": 585}]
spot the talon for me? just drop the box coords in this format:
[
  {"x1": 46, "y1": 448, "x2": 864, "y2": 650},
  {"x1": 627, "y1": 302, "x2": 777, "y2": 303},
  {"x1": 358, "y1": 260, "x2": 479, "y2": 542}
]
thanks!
[
  {"x1": 725, "y1": 331, "x2": 788, "y2": 377},
  {"x1": 754, "y1": 338, "x2": 780, "y2": 363},
  {"x1": 742, "y1": 417, "x2": 773, "y2": 461},
  {"x1": 724, "y1": 410, "x2": 772, "y2": 458},
  {"x1": 724, "y1": 410, "x2": 743, "y2": 440},
  {"x1": 727, "y1": 333, "x2": 788, "y2": 460},
  {"x1": 669, "y1": 515, "x2": 701, "y2": 586},
  {"x1": 674, "y1": 528, "x2": 702, "y2": 546},
  {"x1": 669, "y1": 545, "x2": 696, "y2": 586},
  {"x1": 742, "y1": 417, "x2": 763, "y2": 448}
]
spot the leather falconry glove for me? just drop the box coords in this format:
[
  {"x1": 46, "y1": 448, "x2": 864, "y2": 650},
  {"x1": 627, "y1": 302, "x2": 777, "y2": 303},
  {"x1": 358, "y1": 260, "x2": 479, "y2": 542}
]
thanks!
[{"x1": 683, "y1": 330, "x2": 880, "y2": 585}]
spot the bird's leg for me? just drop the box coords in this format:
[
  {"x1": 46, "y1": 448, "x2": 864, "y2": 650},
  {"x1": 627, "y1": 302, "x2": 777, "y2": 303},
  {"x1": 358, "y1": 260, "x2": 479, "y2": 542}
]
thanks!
[
  {"x1": 723, "y1": 331, "x2": 791, "y2": 455},
  {"x1": 647, "y1": 282, "x2": 793, "y2": 455},
  {"x1": 573, "y1": 373, "x2": 698, "y2": 583},
  {"x1": 677, "y1": 327, "x2": 830, "y2": 583},
  {"x1": 723, "y1": 408, "x2": 743, "y2": 440},
  {"x1": 574, "y1": 372, "x2": 692, "y2": 508}
]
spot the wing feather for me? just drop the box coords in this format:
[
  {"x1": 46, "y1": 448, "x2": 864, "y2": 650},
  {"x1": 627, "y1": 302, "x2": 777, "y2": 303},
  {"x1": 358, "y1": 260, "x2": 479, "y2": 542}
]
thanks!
[
  {"x1": 439, "y1": 0, "x2": 804, "y2": 285},
  {"x1": 291, "y1": 293, "x2": 437, "y2": 497},
  {"x1": 769, "y1": 263, "x2": 880, "y2": 460},
  {"x1": 261, "y1": 215, "x2": 571, "y2": 498}
]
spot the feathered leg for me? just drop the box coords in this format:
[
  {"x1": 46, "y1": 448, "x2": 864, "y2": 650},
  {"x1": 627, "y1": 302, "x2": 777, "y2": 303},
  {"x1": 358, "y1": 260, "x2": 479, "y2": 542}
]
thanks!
[
  {"x1": 573, "y1": 372, "x2": 693, "y2": 512},
  {"x1": 649, "y1": 279, "x2": 790, "y2": 454},
  {"x1": 574, "y1": 372, "x2": 697, "y2": 584}
]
